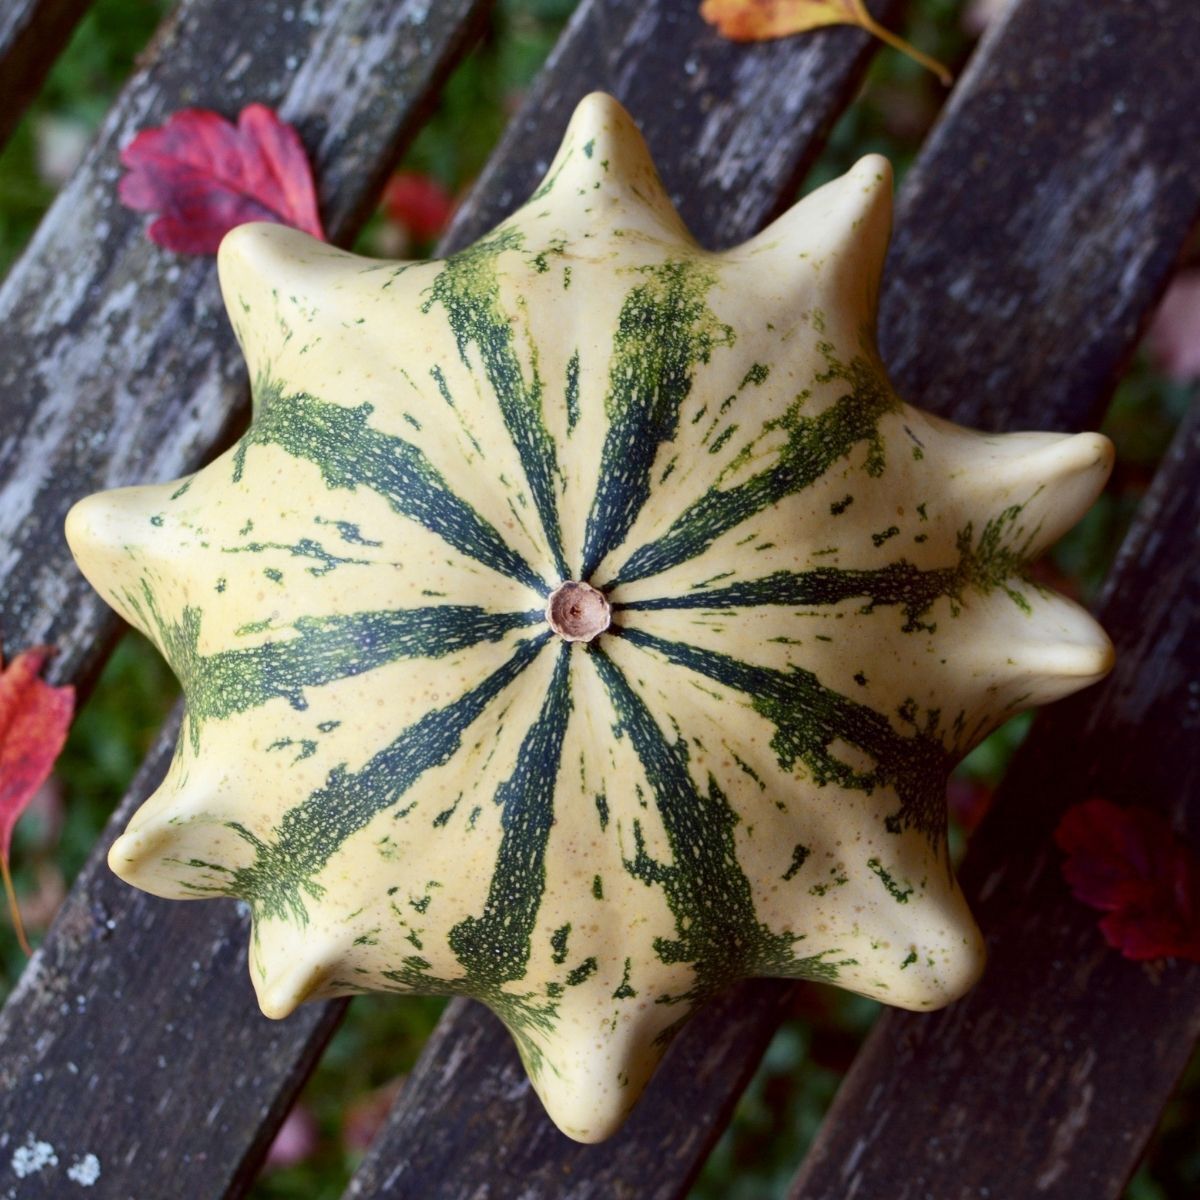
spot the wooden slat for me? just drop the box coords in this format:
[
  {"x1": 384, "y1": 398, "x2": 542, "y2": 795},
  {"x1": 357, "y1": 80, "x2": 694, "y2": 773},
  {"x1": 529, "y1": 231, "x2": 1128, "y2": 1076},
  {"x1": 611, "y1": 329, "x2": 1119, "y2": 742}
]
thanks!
[
  {"x1": 345, "y1": 984, "x2": 796, "y2": 1200},
  {"x1": 442, "y1": 0, "x2": 901, "y2": 254},
  {"x1": 0, "y1": 0, "x2": 490, "y2": 695},
  {"x1": 0, "y1": 706, "x2": 348, "y2": 1198},
  {"x1": 351, "y1": 0, "x2": 1200, "y2": 1194},
  {"x1": 789, "y1": 394, "x2": 1200, "y2": 1200},
  {"x1": 0, "y1": 0, "x2": 95, "y2": 152},
  {"x1": 342, "y1": 1, "x2": 909, "y2": 1195},
  {"x1": 0, "y1": 1, "x2": 490, "y2": 1195},
  {"x1": 787, "y1": 5, "x2": 1200, "y2": 1192},
  {"x1": 880, "y1": 0, "x2": 1200, "y2": 433}
]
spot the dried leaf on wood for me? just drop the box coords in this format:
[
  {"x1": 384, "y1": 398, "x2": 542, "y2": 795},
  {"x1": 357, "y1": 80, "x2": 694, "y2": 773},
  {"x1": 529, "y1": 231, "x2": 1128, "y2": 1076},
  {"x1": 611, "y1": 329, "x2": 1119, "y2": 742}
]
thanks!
[
  {"x1": 1055, "y1": 798, "x2": 1200, "y2": 962},
  {"x1": 0, "y1": 648, "x2": 74, "y2": 954},
  {"x1": 699, "y1": 0, "x2": 952, "y2": 84},
  {"x1": 119, "y1": 104, "x2": 326, "y2": 255}
]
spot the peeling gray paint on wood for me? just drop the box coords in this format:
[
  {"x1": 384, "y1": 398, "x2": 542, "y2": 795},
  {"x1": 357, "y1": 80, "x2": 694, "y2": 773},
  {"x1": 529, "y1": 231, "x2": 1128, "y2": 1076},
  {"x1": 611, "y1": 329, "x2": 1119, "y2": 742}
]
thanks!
[
  {"x1": 0, "y1": 708, "x2": 345, "y2": 1199},
  {"x1": 0, "y1": 1, "x2": 489, "y2": 1194},
  {"x1": 0, "y1": 0, "x2": 95, "y2": 153},
  {"x1": 0, "y1": 0, "x2": 490, "y2": 694}
]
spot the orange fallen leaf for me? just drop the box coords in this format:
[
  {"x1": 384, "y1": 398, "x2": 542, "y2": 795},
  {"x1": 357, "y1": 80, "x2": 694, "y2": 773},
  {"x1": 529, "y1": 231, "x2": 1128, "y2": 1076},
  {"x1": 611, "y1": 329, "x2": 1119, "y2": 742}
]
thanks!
[
  {"x1": 0, "y1": 648, "x2": 74, "y2": 955},
  {"x1": 700, "y1": 0, "x2": 952, "y2": 85}
]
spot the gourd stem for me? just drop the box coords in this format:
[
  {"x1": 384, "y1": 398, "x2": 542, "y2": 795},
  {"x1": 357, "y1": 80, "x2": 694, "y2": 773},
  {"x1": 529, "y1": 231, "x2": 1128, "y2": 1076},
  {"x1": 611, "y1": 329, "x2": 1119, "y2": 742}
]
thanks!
[{"x1": 546, "y1": 581, "x2": 611, "y2": 642}]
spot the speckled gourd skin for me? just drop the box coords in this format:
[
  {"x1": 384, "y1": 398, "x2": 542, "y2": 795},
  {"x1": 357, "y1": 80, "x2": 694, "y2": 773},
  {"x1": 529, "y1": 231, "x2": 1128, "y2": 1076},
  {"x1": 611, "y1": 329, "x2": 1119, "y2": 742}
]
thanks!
[{"x1": 65, "y1": 93, "x2": 1114, "y2": 1142}]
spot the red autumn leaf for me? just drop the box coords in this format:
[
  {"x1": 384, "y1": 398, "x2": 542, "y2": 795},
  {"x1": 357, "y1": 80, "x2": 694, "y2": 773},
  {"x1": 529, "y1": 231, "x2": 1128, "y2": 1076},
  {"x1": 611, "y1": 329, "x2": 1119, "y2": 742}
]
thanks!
[
  {"x1": 1146, "y1": 269, "x2": 1200, "y2": 382},
  {"x1": 383, "y1": 171, "x2": 455, "y2": 242},
  {"x1": 947, "y1": 775, "x2": 993, "y2": 836},
  {"x1": 1055, "y1": 798, "x2": 1200, "y2": 962},
  {"x1": 0, "y1": 648, "x2": 74, "y2": 954},
  {"x1": 118, "y1": 104, "x2": 325, "y2": 255}
]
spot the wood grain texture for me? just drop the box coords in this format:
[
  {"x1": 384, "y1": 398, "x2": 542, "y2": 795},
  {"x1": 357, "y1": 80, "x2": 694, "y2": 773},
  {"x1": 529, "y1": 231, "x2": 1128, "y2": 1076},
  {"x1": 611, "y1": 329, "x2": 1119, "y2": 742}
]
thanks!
[
  {"x1": 0, "y1": 0, "x2": 96, "y2": 152},
  {"x1": 0, "y1": 704, "x2": 347, "y2": 1199},
  {"x1": 349, "y1": 0, "x2": 1200, "y2": 1195},
  {"x1": 789, "y1": 395, "x2": 1200, "y2": 1200},
  {"x1": 0, "y1": 0, "x2": 490, "y2": 695},
  {"x1": 881, "y1": 0, "x2": 1200, "y2": 432},
  {"x1": 0, "y1": 2, "x2": 488, "y2": 1195},
  {"x1": 346, "y1": 984, "x2": 796, "y2": 1200},
  {"x1": 442, "y1": 0, "x2": 902, "y2": 254}
]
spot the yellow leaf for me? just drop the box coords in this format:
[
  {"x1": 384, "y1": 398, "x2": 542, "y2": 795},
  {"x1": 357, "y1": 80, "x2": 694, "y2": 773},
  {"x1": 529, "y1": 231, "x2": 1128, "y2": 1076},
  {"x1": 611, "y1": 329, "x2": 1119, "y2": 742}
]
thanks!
[{"x1": 700, "y1": 0, "x2": 952, "y2": 85}]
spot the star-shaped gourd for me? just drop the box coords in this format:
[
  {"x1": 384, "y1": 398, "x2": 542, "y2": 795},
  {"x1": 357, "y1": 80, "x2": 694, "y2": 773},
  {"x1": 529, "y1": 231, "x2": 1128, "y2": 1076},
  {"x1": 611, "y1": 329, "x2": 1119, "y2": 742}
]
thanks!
[{"x1": 66, "y1": 93, "x2": 1114, "y2": 1142}]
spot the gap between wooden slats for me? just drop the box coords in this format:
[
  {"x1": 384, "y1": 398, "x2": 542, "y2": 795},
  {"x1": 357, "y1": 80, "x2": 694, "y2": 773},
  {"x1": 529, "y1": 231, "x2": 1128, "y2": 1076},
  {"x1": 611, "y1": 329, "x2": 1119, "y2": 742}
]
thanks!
[
  {"x1": 345, "y1": 0, "x2": 1200, "y2": 1197},
  {"x1": 0, "y1": 2, "x2": 489, "y2": 1197},
  {"x1": 0, "y1": 0, "x2": 96, "y2": 152},
  {"x1": 441, "y1": 0, "x2": 901, "y2": 255}
]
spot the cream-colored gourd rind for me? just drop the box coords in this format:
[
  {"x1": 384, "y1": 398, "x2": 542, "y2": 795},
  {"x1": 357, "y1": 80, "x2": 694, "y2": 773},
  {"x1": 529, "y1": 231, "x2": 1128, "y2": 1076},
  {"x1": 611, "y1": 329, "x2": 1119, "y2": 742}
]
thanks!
[{"x1": 66, "y1": 93, "x2": 1114, "y2": 1142}]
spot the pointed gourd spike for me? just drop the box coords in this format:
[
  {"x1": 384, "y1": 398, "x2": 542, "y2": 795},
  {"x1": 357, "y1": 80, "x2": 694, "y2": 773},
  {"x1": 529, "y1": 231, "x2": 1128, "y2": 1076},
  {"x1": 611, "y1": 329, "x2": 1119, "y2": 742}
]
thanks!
[
  {"x1": 255, "y1": 938, "x2": 342, "y2": 1020},
  {"x1": 107, "y1": 818, "x2": 200, "y2": 902},
  {"x1": 521, "y1": 92, "x2": 691, "y2": 242},
  {"x1": 525, "y1": 1006, "x2": 667, "y2": 1142},
  {"x1": 107, "y1": 758, "x2": 262, "y2": 899},
  {"x1": 983, "y1": 587, "x2": 1114, "y2": 705},
  {"x1": 217, "y1": 223, "x2": 391, "y2": 383},
  {"x1": 947, "y1": 428, "x2": 1115, "y2": 559},
  {"x1": 65, "y1": 483, "x2": 178, "y2": 639},
  {"x1": 946, "y1": 586, "x2": 1113, "y2": 730},
  {"x1": 833, "y1": 841, "x2": 985, "y2": 1011},
  {"x1": 734, "y1": 154, "x2": 894, "y2": 326}
]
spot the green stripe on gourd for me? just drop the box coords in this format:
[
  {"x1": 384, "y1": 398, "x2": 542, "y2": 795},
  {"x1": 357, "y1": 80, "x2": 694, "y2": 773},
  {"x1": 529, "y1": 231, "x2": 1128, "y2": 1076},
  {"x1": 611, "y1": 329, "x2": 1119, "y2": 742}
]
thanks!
[
  {"x1": 424, "y1": 230, "x2": 572, "y2": 582},
  {"x1": 131, "y1": 580, "x2": 542, "y2": 727},
  {"x1": 612, "y1": 626, "x2": 954, "y2": 843},
  {"x1": 580, "y1": 259, "x2": 734, "y2": 579},
  {"x1": 227, "y1": 631, "x2": 552, "y2": 923},
  {"x1": 236, "y1": 376, "x2": 550, "y2": 595},
  {"x1": 606, "y1": 343, "x2": 894, "y2": 588},
  {"x1": 616, "y1": 501, "x2": 1042, "y2": 635}
]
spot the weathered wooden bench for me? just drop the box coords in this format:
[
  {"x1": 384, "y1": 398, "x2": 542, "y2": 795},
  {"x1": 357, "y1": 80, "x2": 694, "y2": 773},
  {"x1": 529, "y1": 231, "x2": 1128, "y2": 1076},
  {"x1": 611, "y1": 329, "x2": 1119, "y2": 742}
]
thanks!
[{"x1": 1, "y1": 0, "x2": 1197, "y2": 1196}]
